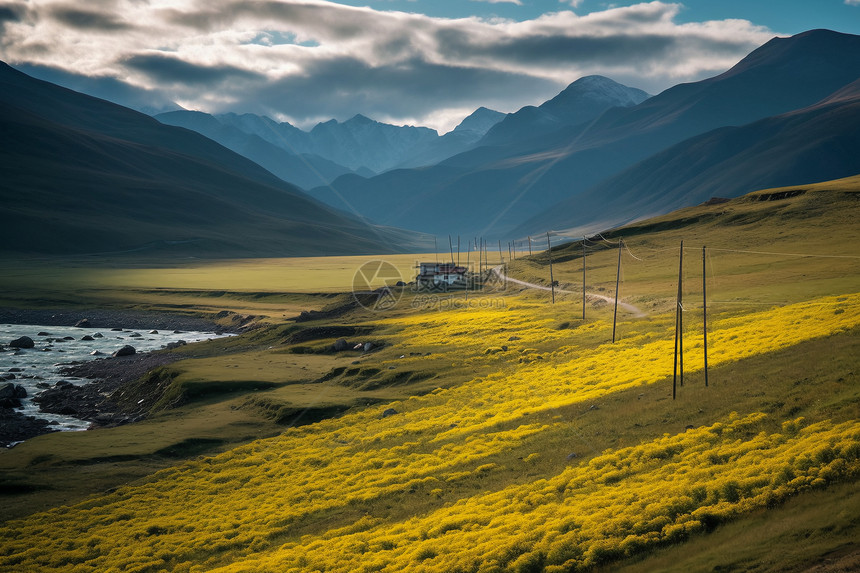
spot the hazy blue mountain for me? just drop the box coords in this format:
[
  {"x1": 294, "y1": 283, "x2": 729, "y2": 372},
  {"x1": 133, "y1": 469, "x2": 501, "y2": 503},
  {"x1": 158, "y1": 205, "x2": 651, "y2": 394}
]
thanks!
[
  {"x1": 0, "y1": 62, "x2": 425, "y2": 256},
  {"x1": 514, "y1": 78, "x2": 860, "y2": 237},
  {"x1": 453, "y1": 107, "x2": 506, "y2": 135},
  {"x1": 480, "y1": 75, "x2": 650, "y2": 147},
  {"x1": 310, "y1": 30, "x2": 860, "y2": 239},
  {"x1": 395, "y1": 107, "x2": 505, "y2": 169},
  {"x1": 217, "y1": 112, "x2": 308, "y2": 151},
  {"x1": 155, "y1": 110, "x2": 356, "y2": 189},
  {"x1": 305, "y1": 114, "x2": 438, "y2": 173},
  {"x1": 207, "y1": 111, "x2": 486, "y2": 174}
]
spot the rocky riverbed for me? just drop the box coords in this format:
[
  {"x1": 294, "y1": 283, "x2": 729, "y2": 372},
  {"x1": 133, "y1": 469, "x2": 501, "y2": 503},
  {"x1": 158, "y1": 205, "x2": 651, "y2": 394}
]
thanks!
[{"x1": 1, "y1": 308, "x2": 231, "y2": 448}]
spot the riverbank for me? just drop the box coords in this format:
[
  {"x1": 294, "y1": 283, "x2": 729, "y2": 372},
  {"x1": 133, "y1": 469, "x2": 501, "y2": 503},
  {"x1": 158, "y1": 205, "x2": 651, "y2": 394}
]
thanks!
[
  {"x1": 0, "y1": 307, "x2": 225, "y2": 332},
  {"x1": 1, "y1": 308, "x2": 234, "y2": 448}
]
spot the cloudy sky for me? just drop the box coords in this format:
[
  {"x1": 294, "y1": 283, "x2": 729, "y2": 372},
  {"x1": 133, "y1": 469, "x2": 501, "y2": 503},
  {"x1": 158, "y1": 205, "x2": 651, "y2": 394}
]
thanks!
[{"x1": 1, "y1": 0, "x2": 859, "y2": 133}]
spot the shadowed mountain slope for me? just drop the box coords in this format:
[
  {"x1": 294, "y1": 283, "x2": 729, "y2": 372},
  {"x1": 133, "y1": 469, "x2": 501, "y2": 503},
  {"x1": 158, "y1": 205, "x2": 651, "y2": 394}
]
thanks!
[
  {"x1": 155, "y1": 110, "x2": 356, "y2": 190},
  {"x1": 515, "y1": 78, "x2": 860, "y2": 237},
  {"x1": 0, "y1": 62, "x2": 424, "y2": 257}
]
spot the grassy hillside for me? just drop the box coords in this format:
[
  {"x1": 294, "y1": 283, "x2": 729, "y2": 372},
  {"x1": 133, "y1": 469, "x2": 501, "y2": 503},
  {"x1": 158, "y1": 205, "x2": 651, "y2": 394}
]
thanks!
[{"x1": 0, "y1": 178, "x2": 858, "y2": 571}]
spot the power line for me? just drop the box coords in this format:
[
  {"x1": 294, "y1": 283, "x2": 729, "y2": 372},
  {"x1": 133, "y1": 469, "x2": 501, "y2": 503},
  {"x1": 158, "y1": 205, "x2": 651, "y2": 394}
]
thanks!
[{"x1": 705, "y1": 248, "x2": 860, "y2": 259}]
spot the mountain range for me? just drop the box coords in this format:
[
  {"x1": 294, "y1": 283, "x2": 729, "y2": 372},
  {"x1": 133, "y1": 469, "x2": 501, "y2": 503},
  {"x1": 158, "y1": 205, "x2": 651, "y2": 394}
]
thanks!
[
  {"x1": 155, "y1": 106, "x2": 507, "y2": 190},
  {"x1": 0, "y1": 62, "x2": 427, "y2": 257},
  {"x1": 3, "y1": 29, "x2": 860, "y2": 254},
  {"x1": 303, "y1": 29, "x2": 860, "y2": 239}
]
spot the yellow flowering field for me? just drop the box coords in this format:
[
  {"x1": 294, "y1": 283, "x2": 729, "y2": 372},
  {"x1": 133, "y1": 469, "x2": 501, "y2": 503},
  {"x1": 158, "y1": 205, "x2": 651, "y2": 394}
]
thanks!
[{"x1": 1, "y1": 293, "x2": 858, "y2": 572}]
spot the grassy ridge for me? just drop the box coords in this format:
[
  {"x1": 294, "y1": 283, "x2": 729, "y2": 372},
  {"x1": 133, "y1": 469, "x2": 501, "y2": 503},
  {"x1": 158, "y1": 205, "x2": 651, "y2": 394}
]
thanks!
[{"x1": 0, "y1": 177, "x2": 859, "y2": 571}]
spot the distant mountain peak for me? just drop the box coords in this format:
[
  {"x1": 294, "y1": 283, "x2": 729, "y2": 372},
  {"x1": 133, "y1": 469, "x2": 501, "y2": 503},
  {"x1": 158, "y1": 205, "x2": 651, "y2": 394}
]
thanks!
[
  {"x1": 544, "y1": 75, "x2": 650, "y2": 112},
  {"x1": 452, "y1": 107, "x2": 505, "y2": 135},
  {"x1": 346, "y1": 113, "x2": 374, "y2": 125},
  {"x1": 480, "y1": 75, "x2": 650, "y2": 146}
]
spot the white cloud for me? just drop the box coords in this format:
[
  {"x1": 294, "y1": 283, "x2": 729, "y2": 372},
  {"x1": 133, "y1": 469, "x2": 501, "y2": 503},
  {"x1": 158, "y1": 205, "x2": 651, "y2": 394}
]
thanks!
[
  {"x1": 845, "y1": 0, "x2": 860, "y2": 5},
  {"x1": 0, "y1": 0, "x2": 775, "y2": 132}
]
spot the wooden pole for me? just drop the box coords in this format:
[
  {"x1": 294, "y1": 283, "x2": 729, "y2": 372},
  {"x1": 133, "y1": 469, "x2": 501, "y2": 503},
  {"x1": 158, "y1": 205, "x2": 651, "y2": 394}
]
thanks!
[
  {"x1": 582, "y1": 237, "x2": 586, "y2": 321},
  {"x1": 457, "y1": 236, "x2": 460, "y2": 267},
  {"x1": 434, "y1": 236, "x2": 438, "y2": 263},
  {"x1": 448, "y1": 235, "x2": 455, "y2": 265},
  {"x1": 703, "y1": 245, "x2": 709, "y2": 387},
  {"x1": 680, "y1": 242, "x2": 684, "y2": 387},
  {"x1": 612, "y1": 238, "x2": 622, "y2": 343},
  {"x1": 498, "y1": 240, "x2": 504, "y2": 265},
  {"x1": 479, "y1": 238, "x2": 483, "y2": 276},
  {"x1": 483, "y1": 238, "x2": 488, "y2": 273},
  {"x1": 508, "y1": 242, "x2": 512, "y2": 262},
  {"x1": 528, "y1": 236, "x2": 532, "y2": 256},
  {"x1": 546, "y1": 232, "x2": 555, "y2": 304},
  {"x1": 673, "y1": 240, "x2": 683, "y2": 398},
  {"x1": 465, "y1": 240, "x2": 470, "y2": 298}
]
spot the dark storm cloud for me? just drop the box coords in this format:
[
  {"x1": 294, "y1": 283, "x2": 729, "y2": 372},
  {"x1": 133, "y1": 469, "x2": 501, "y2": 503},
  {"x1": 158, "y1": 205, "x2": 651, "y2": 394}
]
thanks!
[
  {"x1": 247, "y1": 55, "x2": 558, "y2": 122},
  {"x1": 123, "y1": 53, "x2": 266, "y2": 86},
  {"x1": 163, "y1": 1, "x2": 369, "y2": 40},
  {"x1": 14, "y1": 62, "x2": 181, "y2": 114},
  {"x1": 0, "y1": 4, "x2": 24, "y2": 24},
  {"x1": 436, "y1": 30, "x2": 678, "y2": 66},
  {"x1": 0, "y1": 1, "x2": 35, "y2": 30},
  {"x1": 47, "y1": 5, "x2": 129, "y2": 31}
]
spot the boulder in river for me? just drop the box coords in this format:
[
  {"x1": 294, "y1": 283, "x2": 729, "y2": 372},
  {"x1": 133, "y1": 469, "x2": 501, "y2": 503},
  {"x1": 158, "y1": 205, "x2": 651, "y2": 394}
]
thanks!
[
  {"x1": 112, "y1": 345, "x2": 136, "y2": 357},
  {"x1": 75, "y1": 318, "x2": 92, "y2": 328},
  {"x1": 9, "y1": 336, "x2": 34, "y2": 349},
  {"x1": 81, "y1": 335, "x2": 95, "y2": 341},
  {"x1": 0, "y1": 383, "x2": 25, "y2": 408}
]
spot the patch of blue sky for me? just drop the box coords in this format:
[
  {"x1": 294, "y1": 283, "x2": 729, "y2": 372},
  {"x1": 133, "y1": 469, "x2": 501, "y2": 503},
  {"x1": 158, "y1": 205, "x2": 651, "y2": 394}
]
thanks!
[{"x1": 244, "y1": 30, "x2": 320, "y2": 48}]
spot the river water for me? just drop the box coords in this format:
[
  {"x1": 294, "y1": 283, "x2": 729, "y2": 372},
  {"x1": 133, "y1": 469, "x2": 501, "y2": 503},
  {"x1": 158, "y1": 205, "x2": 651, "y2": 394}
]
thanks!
[{"x1": 1, "y1": 324, "x2": 230, "y2": 431}]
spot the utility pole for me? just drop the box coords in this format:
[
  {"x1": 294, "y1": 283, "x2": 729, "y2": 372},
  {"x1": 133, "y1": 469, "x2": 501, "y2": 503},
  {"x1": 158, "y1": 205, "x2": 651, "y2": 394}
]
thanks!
[
  {"x1": 582, "y1": 237, "x2": 586, "y2": 321},
  {"x1": 612, "y1": 238, "x2": 623, "y2": 343},
  {"x1": 673, "y1": 240, "x2": 684, "y2": 399},
  {"x1": 703, "y1": 245, "x2": 709, "y2": 387},
  {"x1": 546, "y1": 232, "x2": 555, "y2": 304}
]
